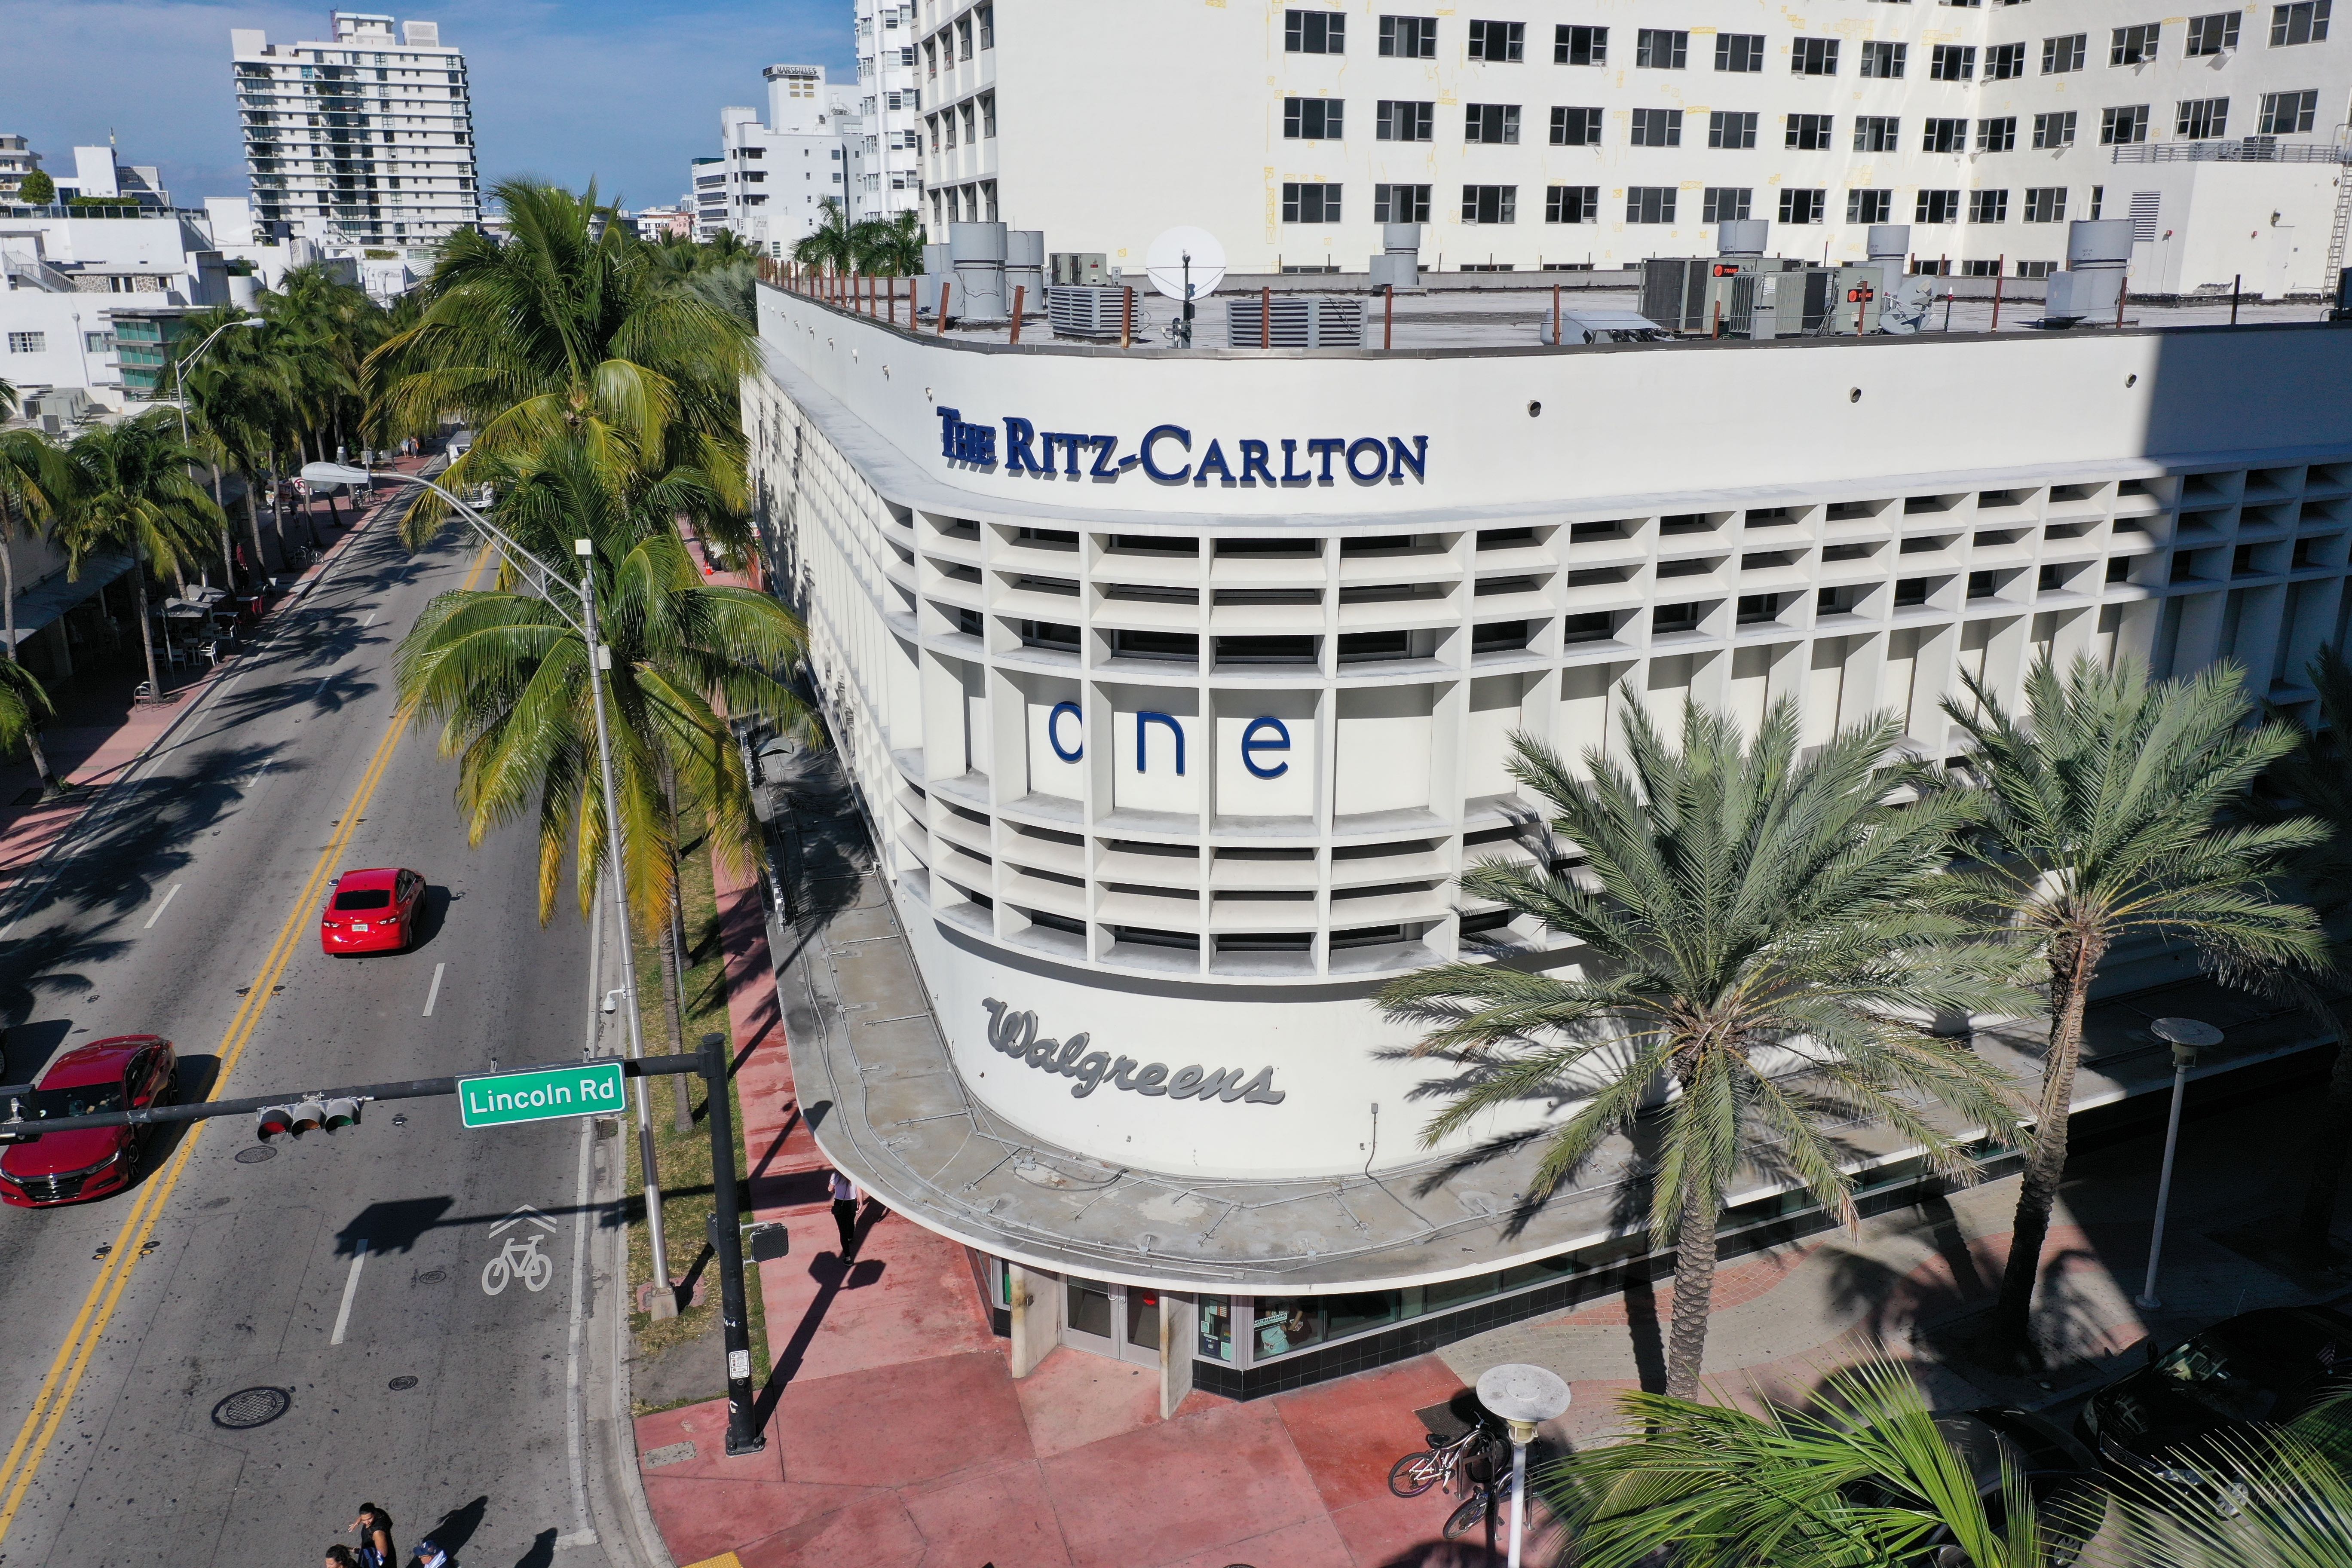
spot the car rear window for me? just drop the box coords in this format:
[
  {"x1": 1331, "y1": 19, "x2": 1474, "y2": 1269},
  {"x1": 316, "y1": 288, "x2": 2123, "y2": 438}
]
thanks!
[{"x1": 333, "y1": 889, "x2": 392, "y2": 911}]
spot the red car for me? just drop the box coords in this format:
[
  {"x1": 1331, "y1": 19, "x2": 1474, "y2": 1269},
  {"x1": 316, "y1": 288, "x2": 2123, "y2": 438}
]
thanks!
[
  {"x1": 0, "y1": 1036, "x2": 178, "y2": 1207},
  {"x1": 322, "y1": 867, "x2": 426, "y2": 954}
]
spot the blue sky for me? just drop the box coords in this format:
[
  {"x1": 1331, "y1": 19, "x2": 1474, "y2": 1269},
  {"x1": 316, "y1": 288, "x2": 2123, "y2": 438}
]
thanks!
[{"x1": 2, "y1": 0, "x2": 856, "y2": 212}]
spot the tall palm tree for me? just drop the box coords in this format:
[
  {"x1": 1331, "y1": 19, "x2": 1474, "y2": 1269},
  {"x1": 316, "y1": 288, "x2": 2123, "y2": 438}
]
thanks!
[
  {"x1": 793, "y1": 197, "x2": 856, "y2": 274},
  {"x1": 851, "y1": 209, "x2": 926, "y2": 276},
  {"x1": 53, "y1": 413, "x2": 224, "y2": 701},
  {"x1": 393, "y1": 435, "x2": 817, "y2": 939},
  {"x1": 1379, "y1": 698, "x2": 2030, "y2": 1399},
  {"x1": 366, "y1": 179, "x2": 757, "y2": 548},
  {"x1": 0, "y1": 423, "x2": 70, "y2": 793},
  {"x1": 1945, "y1": 655, "x2": 2327, "y2": 1366},
  {"x1": 2257, "y1": 645, "x2": 2352, "y2": 1259}
]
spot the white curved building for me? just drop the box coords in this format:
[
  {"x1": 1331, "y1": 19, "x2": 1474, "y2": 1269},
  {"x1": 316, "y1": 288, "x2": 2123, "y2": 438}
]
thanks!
[{"x1": 746, "y1": 269, "x2": 2352, "y2": 1397}]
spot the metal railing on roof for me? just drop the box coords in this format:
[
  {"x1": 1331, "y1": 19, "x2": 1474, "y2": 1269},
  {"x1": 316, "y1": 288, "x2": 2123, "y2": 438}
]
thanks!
[{"x1": 2111, "y1": 138, "x2": 2352, "y2": 164}]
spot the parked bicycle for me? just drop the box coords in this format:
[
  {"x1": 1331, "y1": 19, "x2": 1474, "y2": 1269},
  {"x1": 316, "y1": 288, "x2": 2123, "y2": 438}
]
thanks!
[{"x1": 1390, "y1": 1419, "x2": 1508, "y2": 1543}]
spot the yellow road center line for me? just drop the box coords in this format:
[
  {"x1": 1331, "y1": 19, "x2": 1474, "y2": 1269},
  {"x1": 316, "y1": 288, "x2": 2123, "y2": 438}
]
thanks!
[{"x1": 0, "y1": 547, "x2": 488, "y2": 1546}]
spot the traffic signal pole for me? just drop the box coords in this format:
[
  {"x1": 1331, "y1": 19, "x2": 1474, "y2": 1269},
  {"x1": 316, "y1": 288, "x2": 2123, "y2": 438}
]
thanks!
[{"x1": 701, "y1": 1031, "x2": 764, "y2": 1455}]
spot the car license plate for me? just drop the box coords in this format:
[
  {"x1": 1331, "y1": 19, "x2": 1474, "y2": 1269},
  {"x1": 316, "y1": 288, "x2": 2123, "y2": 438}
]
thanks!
[{"x1": 352, "y1": 921, "x2": 371, "y2": 932}]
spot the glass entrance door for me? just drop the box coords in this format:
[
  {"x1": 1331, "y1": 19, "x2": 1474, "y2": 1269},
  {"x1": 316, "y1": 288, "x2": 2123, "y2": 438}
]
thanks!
[{"x1": 1060, "y1": 1275, "x2": 1164, "y2": 1367}]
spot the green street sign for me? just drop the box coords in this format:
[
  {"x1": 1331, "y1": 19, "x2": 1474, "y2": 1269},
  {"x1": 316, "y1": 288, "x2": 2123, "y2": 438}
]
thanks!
[{"x1": 458, "y1": 1062, "x2": 628, "y2": 1129}]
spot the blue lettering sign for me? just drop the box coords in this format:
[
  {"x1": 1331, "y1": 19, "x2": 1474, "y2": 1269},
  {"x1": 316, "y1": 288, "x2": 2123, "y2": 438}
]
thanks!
[
  {"x1": 969, "y1": 419, "x2": 1425, "y2": 486},
  {"x1": 1139, "y1": 424, "x2": 1192, "y2": 483},
  {"x1": 1136, "y1": 710, "x2": 1185, "y2": 774},
  {"x1": 1240, "y1": 716, "x2": 1292, "y2": 779},
  {"x1": 1047, "y1": 700, "x2": 1084, "y2": 761}
]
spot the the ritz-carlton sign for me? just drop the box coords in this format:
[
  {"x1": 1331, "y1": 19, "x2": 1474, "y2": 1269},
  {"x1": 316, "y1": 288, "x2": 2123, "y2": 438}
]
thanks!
[{"x1": 937, "y1": 408, "x2": 1429, "y2": 486}]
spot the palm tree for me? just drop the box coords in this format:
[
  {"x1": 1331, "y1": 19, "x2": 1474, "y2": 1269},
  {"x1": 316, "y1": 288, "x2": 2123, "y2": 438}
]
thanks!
[
  {"x1": 2099, "y1": 1415, "x2": 2352, "y2": 1568},
  {"x1": 851, "y1": 210, "x2": 926, "y2": 276},
  {"x1": 53, "y1": 413, "x2": 225, "y2": 701},
  {"x1": 393, "y1": 435, "x2": 817, "y2": 943},
  {"x1": 0, "y1": 423, "x2": 70, "y2": 793},
  {"x1": 1945, "y1": 655, "x2": 2327, "y2": 1366},
  {"x1": 2257, "y1": 645, "x2": 2352, "y2": 1260},
  {"x1": 793, "y1": 197, "x2": 856, "y2": 275},
  {"x1": 1379, "y1": 698, "x2": 2030, "y2": 1399},
  {"x1": 366, "y1": 179, "x2": 757, "y2": 548},
  {"x1": 1543, "y1": 1357, "x2": 2061, "y2": 1568}
]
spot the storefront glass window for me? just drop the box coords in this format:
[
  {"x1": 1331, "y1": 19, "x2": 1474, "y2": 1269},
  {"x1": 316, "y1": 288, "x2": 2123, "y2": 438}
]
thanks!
[
  {"x1": 1256, "y1": 1298, "x2": 1325, "y2": 1358},
  {"x1": 1198, "y1": 1295, "x2": 1234, "y2": 1361}
]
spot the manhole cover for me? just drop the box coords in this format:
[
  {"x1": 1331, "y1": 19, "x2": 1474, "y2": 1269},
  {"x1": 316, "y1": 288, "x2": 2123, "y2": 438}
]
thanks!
[
  {"x1": 233, "y1": 1146, "x2": 277, "y2": 1164},
  {"x1": 413, "y1": 1269, "x2": 447, "y2": 1285},
  {"x1": 210, "y1": 1387, "x2": 290, "y2": 1430},
  {"x1": 387, "y1": 1375, "x2": 419, "y2": 1391}
]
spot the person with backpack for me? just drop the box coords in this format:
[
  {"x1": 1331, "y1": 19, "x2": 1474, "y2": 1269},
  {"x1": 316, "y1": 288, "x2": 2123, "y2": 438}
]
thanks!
[{"x1": 349, "y1": 1503, "x2": 396, "y2": 1568}]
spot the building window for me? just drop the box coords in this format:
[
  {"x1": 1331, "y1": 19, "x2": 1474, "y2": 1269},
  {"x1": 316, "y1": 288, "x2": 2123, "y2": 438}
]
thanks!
[
  {"x1": 2273, "y1": 0, "x2": 2332, "y2": 44},
  {"x1": 1791, "y1": 36, "x2": 1838, "y2": 74},
  {"x1": 1285, "y1": 96, "x2": 1344, "y2": 138},
  {"x1": 1629, "y1": 107, "x2": 1682, "y2": 146},
  {"x1": 1847, "y1": 188, "x2": 1893, "y2": 223},
  {"x1": 1969, "y1": 188, "x2": 2009, "y2": 222},
  {"x1": 956, "y1": 15, "x2": 973, "y2": 58},
  {"x1": 1378, "y1": 100, "x2": 1435, "y2": 140},
  {"x1": 1380, "y1": 14, "x2": 1437, "y2": 57},
  {"x1": 2023, "y1": 186, "x2": 2067, "y2": 221},
  {"x1": 1374, "y1": 181, "x2": 1432, "y2": 220},
  {"x1": 1715, "y1": 32, "x2": 1765, "y2": 70},
  {"x1": 2043, "y1": 33, "x2": 2088, "y2": 71},
  {"x1": 2102, "y1": 104, "x2": 2152, "y2": 142},
  {"x1": 1281, "y1": 181, "x2": 1341, "y2": 221},
  {"x1": 977, "y1": 4, "x2": 993, "y2": 48},
  {"x1": 1633, "y1": 28, "x2": 1690, "y2": 69},
  {"x1": 1551, "y1": 105, "x2": 1603, "y2": 144},
  {"x1": 1986, "y1": 41, "x2": 2026, "y2": 77},
  {"x1": 2176, "y1": 96, "x2": 2230, "y2": 137},
  {"x1": 1466, "y1": 103, "x2": 1522, "y2": 142},
  {"x1": 1853, "y1": 114, "x2": 1901, "y2": 151},
  {"x1": 980, "y1": 92, "x2": 996, "y2": 135},
  {"x1": 1860, "y1": 40, "x2": 1908, "y2": 77},
  {"x1": 1625, "y1": 184, "x2": 1676, "y2": 222},
  {"x1": 2260, "y1": 88, "x2": 2319, "y2": 132},
  {"x1": 1555, "y1": 24, "x2": 1606, "y2": 64},
  {"x1": 1547, "y1": 184, "x2": 1600, "y2": 221},
  {"x1": 1917, "y1": 189, "x2": 1962, "y2": 223},
  {"x1": 2016, "y1": 260, "x2": 2059, "y2": 278},
  {"x1": 1704, "y1": 186, "x2": 1752, "y2": 221},
  {"x1": 1462, "y1": 183, "x2": 1516, "y2": 222},
  {"x1": 1285, "y1": 9, "x2": 1345, "y2": 53},
  {"x1": 1786, "y1": 112, "x2": 1833, "y2": 149},
  {"x1": 1922, "y1": 116, "x2": 1968, "y2": 152},
  {"x1": 1778, "y1": 187, "x2": 1826, "y2": 224},
  {"x1": 1467, "y1": 19, "x2": 1524, "y2": 60},
  {"x1": 1711, "y1": 110, "x2": 1760, "y2": 148},
  {"x1": 2111, "y1": 22, "x2": 2162, "y2": 63},
  {"x1": 2186, "y1": 11, "x2": 2241, "y2": 53},
  {"x1": 1977, "y1": 115, "x2": 2017, "y2": 151},
  {"x1": 6, "y1": 332, "x2": 44, "y2": 354},
  {"x1": 2034, "y1": 110, "x2": 2078, "y2": 147},
  {"x1": 1930, "y1": 43, "x2": 1978, "y2": 78}
]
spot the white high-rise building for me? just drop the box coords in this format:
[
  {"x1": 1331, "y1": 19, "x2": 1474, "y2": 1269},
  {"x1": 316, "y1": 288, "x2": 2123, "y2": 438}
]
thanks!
[
  {"x1": 853, "y1": 0, "x2": 925, "y2": 221},
  {"x1": 716, "y1": 66, "x2": 863, "y2": 257},
  {"x1": 912, "y1": 0, "x2": 2352, "y2": 294},
  {"x1": 229, "y1": 12, "x2": 481, "y2": 252}
]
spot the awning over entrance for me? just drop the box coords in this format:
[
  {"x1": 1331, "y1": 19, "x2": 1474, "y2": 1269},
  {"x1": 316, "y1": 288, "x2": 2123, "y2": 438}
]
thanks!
[{"x1": 2, "y1": 551, "x2": 134, "y2": 649}]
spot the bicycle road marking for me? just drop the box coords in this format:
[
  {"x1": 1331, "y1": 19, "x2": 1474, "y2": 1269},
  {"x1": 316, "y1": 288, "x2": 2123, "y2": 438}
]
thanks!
[{"x1": 330, "y1": 1238, "x2": 370, "y2": 1346}]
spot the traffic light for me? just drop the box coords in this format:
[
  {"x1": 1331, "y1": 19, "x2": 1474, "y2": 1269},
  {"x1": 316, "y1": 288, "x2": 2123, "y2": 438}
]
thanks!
[
  {"x1": 255, "y1": 1104, "x2": 297, "y2": 1142},
  {"x1": 319, "y1": 1097, "x2": 362, "y2": 1132},
  {"x1": 289, "y1": 1099, "x2": 329, "y2": 1136}
]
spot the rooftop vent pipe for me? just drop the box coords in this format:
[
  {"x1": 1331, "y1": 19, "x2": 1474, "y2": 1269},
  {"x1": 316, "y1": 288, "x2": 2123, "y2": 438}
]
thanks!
[
  {"x1": 1716, "y1": 218, "x2": 1769, "y2": 257},
  {"x1": 948, "y1": 221, "x2": 1008, "y2": 323}
]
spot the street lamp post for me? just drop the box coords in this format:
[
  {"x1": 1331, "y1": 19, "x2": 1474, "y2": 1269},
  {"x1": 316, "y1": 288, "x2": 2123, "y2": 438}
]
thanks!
[
  {"x1": 2136, "y1": 1015, "x2": 2223, "y2": 1312},
  {"x1": 300, "y1": 462, "x2": 675, "y2": 1298},
  {"x1": 169, "y1": 318, "x2": 265, "y2": 587},
  {"x1": 1477, "y1": 1363, "x2": 1572, "y2": 1568}
]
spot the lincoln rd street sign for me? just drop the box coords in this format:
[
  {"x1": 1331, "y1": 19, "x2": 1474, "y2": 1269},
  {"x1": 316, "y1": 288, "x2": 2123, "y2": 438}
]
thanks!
[{"x1": 458, "y1": 1062, "x2": 628, "y2": 1130}]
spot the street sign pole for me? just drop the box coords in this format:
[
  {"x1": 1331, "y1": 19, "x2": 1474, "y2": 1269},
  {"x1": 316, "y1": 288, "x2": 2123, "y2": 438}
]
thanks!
[{"x1": 702, "y1": 1030, "x2": 764, "y2": 1455}]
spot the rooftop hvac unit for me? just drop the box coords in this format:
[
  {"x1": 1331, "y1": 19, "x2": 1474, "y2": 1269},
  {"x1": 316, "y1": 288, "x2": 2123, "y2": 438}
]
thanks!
[
  {"x1": 1050, "y1": 251, "x2": 1107, "y2": 286},
  {"x1": 1226, "y1": 294, "x2": 1366, "y2": 348},
  {"x1": 1047, "y1": 284, "x2": 1130, "y2": 339},
  {"x1": 1724, "y1": 266, "x2": 1840, "y2": 339},
  {"x1": 1642, "y1": 255, "x2": 1804, "y2": 335}
]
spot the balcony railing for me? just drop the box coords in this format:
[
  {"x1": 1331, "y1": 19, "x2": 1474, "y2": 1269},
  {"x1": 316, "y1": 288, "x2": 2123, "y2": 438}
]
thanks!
[{"x1": 2111, "y1": 137, "x2": 2352, "y2": 163}]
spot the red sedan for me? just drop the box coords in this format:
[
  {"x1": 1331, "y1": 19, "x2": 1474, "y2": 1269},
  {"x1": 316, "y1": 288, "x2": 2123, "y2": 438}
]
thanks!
[
  {"x1": 322, "y1": 867, "x2": 426, "y2": 955},
  {"x1": 0, "y1": 1036, "x2": 178, "y2": 1207}
]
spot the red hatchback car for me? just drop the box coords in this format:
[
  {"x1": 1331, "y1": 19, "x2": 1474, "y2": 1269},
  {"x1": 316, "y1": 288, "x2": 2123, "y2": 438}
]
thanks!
[
  {"x1": 0, "y1": 1036, "x2": 178, "y2": 1207},
  {"x1": 322, "y1": 867, "x2": 426, "y2": 954}
]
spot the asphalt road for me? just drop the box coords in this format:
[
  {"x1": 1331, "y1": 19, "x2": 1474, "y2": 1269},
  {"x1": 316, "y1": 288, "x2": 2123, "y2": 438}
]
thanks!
[{"x1": 0, "y1": 517, "x2": 654, "y2": 1568}]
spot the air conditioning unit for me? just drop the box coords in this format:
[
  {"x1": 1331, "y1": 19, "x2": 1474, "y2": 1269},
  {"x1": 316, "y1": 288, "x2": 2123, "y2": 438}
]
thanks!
[
  {"x1": 1225, "y1": 294, "x2": 1365, "y2": 348},
  {"x1": 1049, "y1": 251, "x2": 1108, "y2": 286},
  {"x1": 1046, "y1": 284, "x2": 1130, "y2": 339}
]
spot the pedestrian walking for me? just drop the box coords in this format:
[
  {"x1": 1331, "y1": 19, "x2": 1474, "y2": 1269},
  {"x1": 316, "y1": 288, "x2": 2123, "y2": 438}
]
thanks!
[
  {"x1": 829, "y1": 1167, "x2": 861, "y2": 1259},
  {"x1": 349, "y1": 1503, "x2": 396, "y2": 1568},
  {"x1": 325, "y1": 1549, "x2": 360, "y2": 1568}
]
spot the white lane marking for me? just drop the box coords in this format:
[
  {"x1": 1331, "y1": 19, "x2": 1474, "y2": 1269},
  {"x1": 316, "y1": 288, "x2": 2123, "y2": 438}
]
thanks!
[
  {"x1": 141, "y1": 883, "x2": 181, "y2": 931},
  {"x1": 245, "y1": 760, "x2": 273, "y2": 789},
  {"x1": 363, "y1": 609, "x2": 378, "y2": 628},
  {"x1": 422, "y1": 962, "x2": 447, "y2": 1017},
  {"x1": 330, "y1": 1237, "x2": 370, "y2": 1345},
  {"x1": 314, "y1": 674, "x2": 334, "y2": 699}
]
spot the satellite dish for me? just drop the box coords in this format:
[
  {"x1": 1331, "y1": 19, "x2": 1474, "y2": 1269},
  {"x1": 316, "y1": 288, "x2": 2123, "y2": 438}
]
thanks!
[{"x1": 1145, "y1": 226, "x2": 1226, "y2": 303}]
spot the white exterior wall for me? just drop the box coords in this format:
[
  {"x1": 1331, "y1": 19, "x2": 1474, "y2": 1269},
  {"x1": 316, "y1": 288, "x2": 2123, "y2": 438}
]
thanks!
[
  {"x1": 722, "y1": 71, "x2": 861, "y2": 256},
  {"x1": 912, "y1": 0, "x2": 2352, "y2": 289},
  {"x1": 0, "y1": 294, "x2": 121, "y2": 399},
  {"x1": 228, "y1": 15, "x2": 482, "y2": 250},
  {"x1": 854, "y1": 0, "x2": 926, "y2": 220},
  {"x1": 748, "y1": 285, "x2": 2352, "y2": 1175}
]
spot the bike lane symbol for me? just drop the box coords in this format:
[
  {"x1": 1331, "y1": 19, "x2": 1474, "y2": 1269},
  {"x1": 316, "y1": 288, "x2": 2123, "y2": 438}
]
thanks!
[{"x1": 483, "y1": 1204, "x2": 560, "y2": 1296}]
